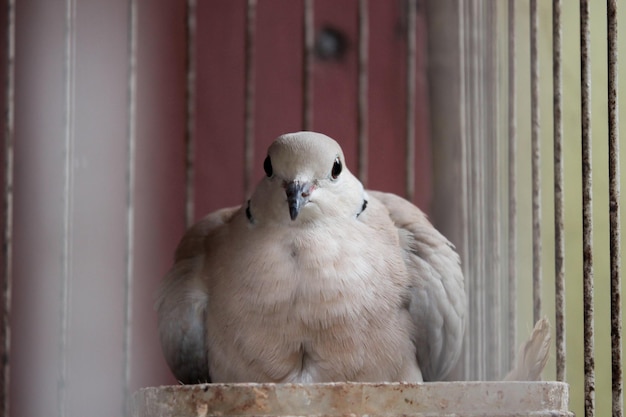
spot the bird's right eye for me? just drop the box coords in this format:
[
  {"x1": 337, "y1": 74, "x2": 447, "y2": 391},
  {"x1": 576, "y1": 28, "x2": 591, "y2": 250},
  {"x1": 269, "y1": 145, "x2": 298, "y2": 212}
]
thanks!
[{"x1": 263, "y1": 155, "x2": 273, "y2": 177}]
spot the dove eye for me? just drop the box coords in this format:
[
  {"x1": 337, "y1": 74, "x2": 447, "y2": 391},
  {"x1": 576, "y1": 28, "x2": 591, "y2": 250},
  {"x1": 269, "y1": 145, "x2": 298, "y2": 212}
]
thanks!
[
  {"x1": 331, "y1": 157, "x2": 342, "y2": 179},
  {"x1": 263, "y1": 155, "x2": 273, "y2": 177}
]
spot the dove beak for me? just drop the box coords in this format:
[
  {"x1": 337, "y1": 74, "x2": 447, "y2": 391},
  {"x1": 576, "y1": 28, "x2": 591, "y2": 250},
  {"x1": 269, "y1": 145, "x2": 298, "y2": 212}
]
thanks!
[{"x1": 285, "y1": 181, "x2": 313, "y2": 221}]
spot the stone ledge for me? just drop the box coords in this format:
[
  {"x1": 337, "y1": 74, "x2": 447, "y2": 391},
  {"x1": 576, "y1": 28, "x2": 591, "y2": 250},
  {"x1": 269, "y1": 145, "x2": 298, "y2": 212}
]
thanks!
[{"x1": 132, "y1": 381, "x2": 572, "y2": 416}]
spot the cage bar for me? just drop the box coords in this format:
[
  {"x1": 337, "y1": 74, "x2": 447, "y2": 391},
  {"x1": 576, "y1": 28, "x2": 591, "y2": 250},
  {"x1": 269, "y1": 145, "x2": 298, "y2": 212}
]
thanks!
[
  {"x1": 552, "y1": 0, "x2": 566, "y2": 383},
  {"x1": 473, "y1": 0, "x2": 486, "y2": 380},
  {"x1": 507, "y1": 0, "x2": 517, "y2": 371},
  {"x1": 405, "y1": 0, "x2": 416, "y2": 202},
  {"x1": 529, "y1": 0, "x2": 541, "y2": 325},
  {"x1": 473, "y1": 0, "x2": 485, "y2": 381},
  {"x1": 60, "y1": 0, "x2": 77, "y2": 415},
  {"x1": 185, "y1": 0, "x2": 197, "y2": 226},
  {"x1": 461, "y1": 0, "x2": 476, "y2": 380},
  {"x1": 244, "y1": 0, "x2": 256, "y2": 197},
  {"x1": 357, "y1": 0, "x2": 368, "y2": 185},
  {"x1": 464, "y1": 0, "x2": 488, "y2": 381},
  {"x1": 302, "y1": 0, "x2": 313, "y2": 131},
  {"x1": 123, "y1": 0, "x2": 138, "y2": 413},
  {"x1": 456, "y1": 0, "x2": 471, "y2": 381},
  {"x1": 580, "y1": 1, "x2": 595, "y2": 416},
  {"x1": 607, "y1": 0, "x2": 621, "y2": 416},
  {"x1": 1, "y1": 0, "x2": 15, "y2": 415},
  {"x1": 485, "y1": 0, "x2": 502, "y2": 380},
  {"x1": 476, "y1": 0, "x2": 488, "y2": 381}
]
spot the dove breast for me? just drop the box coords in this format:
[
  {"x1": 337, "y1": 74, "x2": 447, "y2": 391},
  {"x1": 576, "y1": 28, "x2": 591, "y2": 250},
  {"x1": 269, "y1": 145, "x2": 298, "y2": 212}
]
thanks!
[{"x1": 203, "y1": 196, "x2": 422, "y2": 383}]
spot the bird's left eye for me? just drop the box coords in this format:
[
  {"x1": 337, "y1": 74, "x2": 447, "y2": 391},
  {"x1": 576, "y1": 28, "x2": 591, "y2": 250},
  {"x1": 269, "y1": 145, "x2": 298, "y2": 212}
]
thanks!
[{"x1": 331, "y1": 157, "x2": 342, "y2": 179}]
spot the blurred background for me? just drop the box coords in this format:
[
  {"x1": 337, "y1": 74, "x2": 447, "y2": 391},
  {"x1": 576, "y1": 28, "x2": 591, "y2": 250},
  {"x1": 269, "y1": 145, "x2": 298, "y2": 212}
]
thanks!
[{"x1": 0, "y1": 1, "x2": 625, "y2": 417}]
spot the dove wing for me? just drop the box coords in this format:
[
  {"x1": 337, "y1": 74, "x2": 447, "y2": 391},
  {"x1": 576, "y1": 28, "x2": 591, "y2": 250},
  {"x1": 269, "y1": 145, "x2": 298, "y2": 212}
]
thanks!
[
  {"x1": 156, "y1": 206, "x2": 239, "y2": 384},
  {"x1": 368, "y1": 191, "x2": 466, "y2": 381}
]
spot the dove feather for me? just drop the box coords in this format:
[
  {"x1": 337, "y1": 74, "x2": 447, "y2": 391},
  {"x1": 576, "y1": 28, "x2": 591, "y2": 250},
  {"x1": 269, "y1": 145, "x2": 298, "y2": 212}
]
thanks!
[
  {"x1": 504, "y1": 317, "x2": 551, "y2": 381},
  {"x1": 367, "y1": 191, "x2": 466, "y2": 381}
]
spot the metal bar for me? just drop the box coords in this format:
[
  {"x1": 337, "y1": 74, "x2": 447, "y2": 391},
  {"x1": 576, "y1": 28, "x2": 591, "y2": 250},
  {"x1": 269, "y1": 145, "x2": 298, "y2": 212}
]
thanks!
[
  {"x1": 506, "y1": 0, "x2": 517, "y2": 372},
  {"x1": 485, "y1": 0, "x2": 501, "y2": 380},
  {"x1": 466, "y1": 0, "x2": 485, "y2": 381},
  {"x1": 462, "y1": 0, "x2": 477, "y2": 380},
  {"x1": 302, "y1": 0, "x2": 313, "y2": 131},
  {"x1": 123, "y1": 0, "x2": 138, "y2": 414},
  {"x1": 244, "y1": 0, "x2": 256, "y2": 197},
  {"x1": 405, "y1": 0, "x2": 416, "y2": 202},
  {"x1": 494, "y1": 0, "x2": 509, "y2": 378},
  {"x1": 1, "y1": 0, "x2": 15, "y2": 415},
  {"x1": 185, "y1": 0, "x2": 197, "y2": 227},
  {"x1": 607, "y1": 1, "x2": 622, "y2": 416},
  {"x1": 357, "y1": 0, "x2": 368, "y2": 185},
  {"x1": 472, "y1": 0, "x2": 485, "y2": 379},
  {"x1": 457, "y1": 0, "x2": 471, "y2": 381},
  {"x1": 530, "y1": 0, "x2": 541, "y2": 325},
  {"x1": 475, "y1": 0, "x2": 486, "y2": 380},
  {"x1": 60, "y1": 0, "x2": 77, "y2": 414},
  {"x1": 552, "y1": 0, "x2": 566, "y2": 383},
  {"x1": 580, "y1": 1, "x2": 595, "y2": 415}
]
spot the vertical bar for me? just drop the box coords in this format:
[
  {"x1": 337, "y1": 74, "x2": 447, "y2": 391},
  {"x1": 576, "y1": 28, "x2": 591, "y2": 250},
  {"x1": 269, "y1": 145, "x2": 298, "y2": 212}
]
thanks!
[
  {"x1": 244, "y1": 0, "x2": 256, "y2": 197},
  {"x1": 474, "y1": 0, "x2": 486, "y2": 380},
  {"x1": 1, "y1": 0, "x2": 15, "y2": 415},
  {"x1": 552, "y1": 0, "x2": 566, "y2": 383},
  {"x1": 357, "y1": 0, "x2": 368, "y2": 185},
  {"x1": 60, "y1": 0, "x2": 77, "y2": 414},
  {"x1": 185, "y1": 0, "x2": 197, "y2": 227},
  {"x1": 457, "y1": 0, "x2": 471, "y2": 381},
  {"x1": 580, "y1": 1, "x2": 595, "y2": 416},
  {"x1": 405, "y1": 0, "x2": 416, "y2": 202},
  {"x1": 507, "y1": 0, "x2": 517, "y2": 371},
  {"x1": 530, "y1": 0, "x2": 542, "y2": 325},
  {"x1": 467, "y1": 0, "x2": 479, "y2": 380},
  {"x1": 607, "y1": 1, "x2": 621, "y2": 415},
  {"x1": 465, "y1": 0, "x2": 486, "y2": 381},
  {"x1": 123, "y1": 0, "x2": 138, "y2": 413},
  {"x1": 302, "y1": 0, "x2": 313, "y2": 131},
  {"x1": 462, "y1": 0, "x2": 477, "y2": 380},
  {"x1": 485, "y1": 0, "x2": 501, "y2": 380}
]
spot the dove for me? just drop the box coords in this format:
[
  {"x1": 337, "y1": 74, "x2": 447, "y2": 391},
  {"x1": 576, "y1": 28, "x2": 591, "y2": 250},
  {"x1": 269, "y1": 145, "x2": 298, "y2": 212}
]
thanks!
[{"x1": 157, "y1": 131, "x2": 466, "y2": 384}]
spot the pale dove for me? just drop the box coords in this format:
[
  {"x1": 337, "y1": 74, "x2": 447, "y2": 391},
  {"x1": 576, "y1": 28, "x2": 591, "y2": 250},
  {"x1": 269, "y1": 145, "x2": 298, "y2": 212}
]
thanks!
[{"x1": 157, "y1": 131, "x2": 466, "y2": 384}]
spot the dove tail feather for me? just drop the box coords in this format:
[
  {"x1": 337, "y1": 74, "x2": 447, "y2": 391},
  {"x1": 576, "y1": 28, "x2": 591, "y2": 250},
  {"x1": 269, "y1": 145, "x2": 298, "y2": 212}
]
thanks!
[{"x1": 503, "y1": 317, "x2": 551, "y2": 381}]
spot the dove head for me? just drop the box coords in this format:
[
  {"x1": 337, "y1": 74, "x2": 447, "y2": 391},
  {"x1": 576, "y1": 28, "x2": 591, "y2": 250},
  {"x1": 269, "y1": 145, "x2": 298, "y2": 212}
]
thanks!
[{"x1": 249, "y1": 131, "x2": 366, "y2": 225}]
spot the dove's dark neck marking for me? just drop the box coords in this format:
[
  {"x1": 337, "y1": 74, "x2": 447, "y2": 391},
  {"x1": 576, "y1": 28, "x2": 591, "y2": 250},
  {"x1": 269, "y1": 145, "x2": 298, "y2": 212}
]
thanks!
[
  {"x1": 246, "y1": 200, "x2": 254, "y2": 224},
  {"x1": 357, "y1": 199, "x2": 368, "y2": 218}
]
